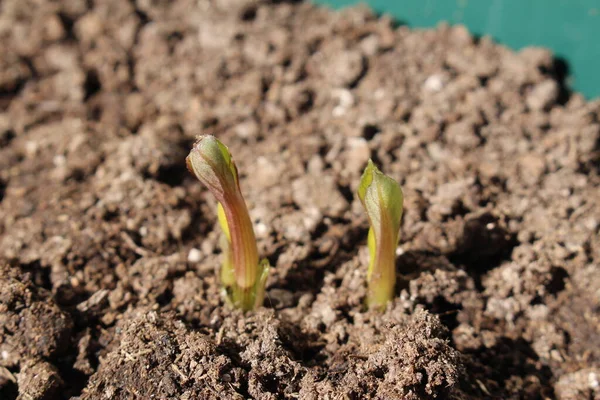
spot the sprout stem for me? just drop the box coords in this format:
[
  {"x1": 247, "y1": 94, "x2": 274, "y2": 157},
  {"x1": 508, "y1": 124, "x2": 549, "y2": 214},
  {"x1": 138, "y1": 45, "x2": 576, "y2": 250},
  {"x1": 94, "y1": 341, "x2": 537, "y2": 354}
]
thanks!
[
  {"x1": 187, "y1": 135, "x2": 269, "y2": 311},
  {"x1": 358, "y1": 159, "x2": 403, "y2": 310}
]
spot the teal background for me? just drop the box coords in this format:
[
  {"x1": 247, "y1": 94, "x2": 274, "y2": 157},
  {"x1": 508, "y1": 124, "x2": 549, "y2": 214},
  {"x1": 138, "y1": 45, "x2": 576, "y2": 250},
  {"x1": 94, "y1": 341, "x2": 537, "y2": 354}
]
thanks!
[{"x1": 313, "y1": 0, "x2": 600, "y2": 99}]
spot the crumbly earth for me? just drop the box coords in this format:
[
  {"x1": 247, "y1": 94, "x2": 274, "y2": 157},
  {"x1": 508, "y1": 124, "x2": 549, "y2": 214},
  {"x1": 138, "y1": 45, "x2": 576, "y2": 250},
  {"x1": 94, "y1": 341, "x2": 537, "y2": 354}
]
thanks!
[{"x1": 0, "y1": 0, "x2": 599, "y2": 399}]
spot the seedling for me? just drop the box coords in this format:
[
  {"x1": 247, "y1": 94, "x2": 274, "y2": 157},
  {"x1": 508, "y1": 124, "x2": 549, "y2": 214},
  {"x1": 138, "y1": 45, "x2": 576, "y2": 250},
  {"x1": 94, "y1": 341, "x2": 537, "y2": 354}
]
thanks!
[
  {"x1": 357, "y1": 159, "x2": 403, "y2": 310},
  {"x1": 186, "y1": 135, "x2": 269, "y2": 311}
]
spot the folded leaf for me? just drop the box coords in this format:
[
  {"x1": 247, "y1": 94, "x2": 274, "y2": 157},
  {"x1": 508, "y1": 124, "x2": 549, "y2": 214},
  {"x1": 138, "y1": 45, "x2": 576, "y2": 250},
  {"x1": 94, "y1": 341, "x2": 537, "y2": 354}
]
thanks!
[
  {"x1": 187, "y1": 135, "x2": 267, "y2": 311},
  {"x1": 358, "y1": 159, "x2": 403, "y2": 309}
]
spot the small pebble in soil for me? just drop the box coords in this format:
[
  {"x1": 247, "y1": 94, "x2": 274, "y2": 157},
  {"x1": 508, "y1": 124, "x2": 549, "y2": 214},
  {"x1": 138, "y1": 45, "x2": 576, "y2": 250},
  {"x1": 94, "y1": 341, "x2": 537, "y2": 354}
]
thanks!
[{"x1": 187, "y1": 248, "x2": 202, "y2": 263}]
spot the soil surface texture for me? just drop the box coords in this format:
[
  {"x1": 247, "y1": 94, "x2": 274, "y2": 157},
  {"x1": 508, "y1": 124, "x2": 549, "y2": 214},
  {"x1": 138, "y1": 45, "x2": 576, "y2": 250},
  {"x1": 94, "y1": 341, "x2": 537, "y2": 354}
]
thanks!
[{"x1": 1, "y1": 0, "x2": 599, "y2": 399}]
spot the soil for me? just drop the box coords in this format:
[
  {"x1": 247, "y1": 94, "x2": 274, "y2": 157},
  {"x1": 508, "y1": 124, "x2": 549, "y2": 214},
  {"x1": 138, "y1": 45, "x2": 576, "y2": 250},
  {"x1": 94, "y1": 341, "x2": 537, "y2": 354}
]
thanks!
[{"x1": 0, "y1": 0, "x2": 599, "y2": 399}]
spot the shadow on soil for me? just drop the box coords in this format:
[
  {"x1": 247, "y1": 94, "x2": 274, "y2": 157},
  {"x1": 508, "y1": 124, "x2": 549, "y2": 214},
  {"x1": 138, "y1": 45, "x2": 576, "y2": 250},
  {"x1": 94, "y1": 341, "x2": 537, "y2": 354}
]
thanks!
[
  {"x1": 463, "y1": 337, "x2": 556, "y2": 399},
  {"x1": 272, "y1": 221, "x2": 367, "y2": 301},
  {"x1": 449, "y1": 213, "x2": 519, "y2": 289}
]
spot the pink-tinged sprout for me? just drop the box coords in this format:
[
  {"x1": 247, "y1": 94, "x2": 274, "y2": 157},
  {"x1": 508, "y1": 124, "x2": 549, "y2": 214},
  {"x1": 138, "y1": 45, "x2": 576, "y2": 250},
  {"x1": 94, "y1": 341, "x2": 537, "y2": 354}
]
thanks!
[
  {"x1": 357, "y1": 159, "x2": 403, "y2": 310},
  {"x1": 186, "y1": 135, "x2": 269, "y2": 311}
]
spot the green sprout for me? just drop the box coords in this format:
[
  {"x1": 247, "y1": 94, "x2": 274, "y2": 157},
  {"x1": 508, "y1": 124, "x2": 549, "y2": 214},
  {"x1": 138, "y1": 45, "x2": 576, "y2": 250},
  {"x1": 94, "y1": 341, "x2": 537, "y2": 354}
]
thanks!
[
  {"x1": 357, "y1": 159, "x2": 404, "y2": 310},
  {"x1": 186, "y1": 135, "x2": 269, "y2": 311}
]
